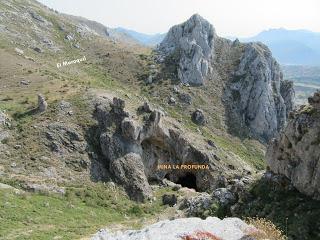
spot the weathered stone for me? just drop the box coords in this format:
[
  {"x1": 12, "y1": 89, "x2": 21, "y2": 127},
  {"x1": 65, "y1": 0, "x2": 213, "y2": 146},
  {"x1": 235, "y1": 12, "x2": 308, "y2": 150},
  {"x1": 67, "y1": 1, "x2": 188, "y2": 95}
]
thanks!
[
  {"x1": 180, "y1": 192, "x2": 214, "y2": 217},
  {"x1": 29, "y1": 10, "x2": 46, "y2": 22},
  {"x1": 157, "y1": 14, "x2": 215, "y2": 85},
  {"x1": 45, "y1": 123, "x2": 85, "y2": 154},
  {"x1": 162, "y1": 194, "x2": 177, "y2": 207},
  {"x1": 225, "y1": 42, "x2": 294, "y2": 141},
  {"x1": 137, "y1": 102, "x2": 153, "y2": 113},
  {"x1": 14, "y1": 47, "x2": 24, "y2": 55},
  {"x1": 212, "y1": 188, "x2": 236, "y2": 206},
  {"x1": 110, "y1": 153, "x2": 152, "y2": 202},
  {"x1": 308, "y1": 90, "x2": 320, "y2": 109},
  {"x1": 95, "y1": 98, "x2": 237, "y2": 200},
  {"x1": 33, "y1": 47, "x2": 42, "y2": 53},
  {"x1": 65, "y1": 34, "x2": 74, "y2": 41},
  {"x1": 20, "y1": 80, "x2": 30, "y2": 85},
  {"x1": 37, "y1": 94, "x2": 47, "y2": 112},
  {"x1": 168, "y1": 96, "x2": 176, "y2": 105},
  {"x1": 23, "y1": 183, "x2": 65, "y2": 195},
  {"x1": 266, "y1": 91, "x2": 320, "y2": 200},
  {"x1": 191, "y1": 109, "x2": 206, "y2": 125},
  {"x1": 92, "y1": 217, "x2": 256, "y2": 240},
  {"x1": 179, "y1": 92, "x2": 192, "y2": 105}
]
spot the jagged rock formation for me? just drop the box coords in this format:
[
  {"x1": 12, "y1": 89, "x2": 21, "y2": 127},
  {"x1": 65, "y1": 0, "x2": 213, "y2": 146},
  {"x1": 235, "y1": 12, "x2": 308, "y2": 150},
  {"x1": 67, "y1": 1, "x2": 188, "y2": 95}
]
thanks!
[
  {"x1": 37, "y1": 94, "x2": 48, "y2": 112},
  {"x1": 0, "y1": 111, "x2": 10, "y2": 145},
  {"x1": 157, "y1": 14, "x2": 294, "y2": 141},
  {"x1": 157, "y1": 14, "x2": 215, "y2": 85},
  {"x1": 266, "y1": 91, "x2": 320, "y2": 200},
  {"x1": 92, "y1": 217, "x2": 258, "y2": 240},
  {"x1": 95, "y1": 97, "x2": 252, "y2": 201},
  {"x1": 226, "y1": 42, "x2": 294, "y2": 141}
]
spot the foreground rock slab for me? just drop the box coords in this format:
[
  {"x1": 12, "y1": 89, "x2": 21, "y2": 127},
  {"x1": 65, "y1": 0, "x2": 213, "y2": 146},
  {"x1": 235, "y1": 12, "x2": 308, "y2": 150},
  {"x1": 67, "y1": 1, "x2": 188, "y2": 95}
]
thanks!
[{"x1": 92, "y1": 217, "x2": 256, "y2": 240}]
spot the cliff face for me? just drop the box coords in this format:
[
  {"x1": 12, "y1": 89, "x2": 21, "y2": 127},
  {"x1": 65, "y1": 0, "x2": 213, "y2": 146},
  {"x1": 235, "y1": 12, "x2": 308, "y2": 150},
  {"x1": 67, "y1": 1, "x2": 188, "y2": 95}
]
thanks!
[
  {"x1": 266, "y1": 91, "x2": 320, "y2": 200},
  {"x1": 226, "y1": 43, "x2": 294, "y2": 141},
  {"x1": 157, "y1": 14, "x2": 294, "y2": 142}
]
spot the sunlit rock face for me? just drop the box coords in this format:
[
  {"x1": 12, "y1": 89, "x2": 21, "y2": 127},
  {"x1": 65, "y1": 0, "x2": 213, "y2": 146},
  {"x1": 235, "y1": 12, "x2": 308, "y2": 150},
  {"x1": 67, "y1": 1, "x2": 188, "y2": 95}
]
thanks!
[{"x1": 157, "y1": 14, "x2": 216, "y2": 85}]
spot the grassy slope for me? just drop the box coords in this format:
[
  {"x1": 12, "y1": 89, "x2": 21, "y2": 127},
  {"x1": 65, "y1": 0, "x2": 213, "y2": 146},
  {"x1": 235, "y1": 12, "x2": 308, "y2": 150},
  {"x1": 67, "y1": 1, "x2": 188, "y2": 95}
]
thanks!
[{"x1": 0, "y1": 184, "x2": 181, "y2": 240}]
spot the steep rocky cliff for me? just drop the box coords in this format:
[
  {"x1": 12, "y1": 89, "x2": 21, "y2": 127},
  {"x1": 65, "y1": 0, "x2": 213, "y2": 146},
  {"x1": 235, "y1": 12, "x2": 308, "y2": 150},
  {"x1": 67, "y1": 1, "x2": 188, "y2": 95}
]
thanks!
[
  {"x1": 266, "y1": 91, "x2": 320, "y2": 200},
  {"x1": 225, "y1": 42, "x2": 294, "y2": 141},
  {"x1": 157, "y1": 14, "x2": 294, "y2": 141}
]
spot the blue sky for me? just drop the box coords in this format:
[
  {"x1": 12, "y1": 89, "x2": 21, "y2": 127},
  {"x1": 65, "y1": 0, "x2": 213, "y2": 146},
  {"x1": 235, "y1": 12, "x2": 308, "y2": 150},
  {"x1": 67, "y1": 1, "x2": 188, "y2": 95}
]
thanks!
[{"x1": 38, "y1": 0, "x2": 320, "y2": 37}]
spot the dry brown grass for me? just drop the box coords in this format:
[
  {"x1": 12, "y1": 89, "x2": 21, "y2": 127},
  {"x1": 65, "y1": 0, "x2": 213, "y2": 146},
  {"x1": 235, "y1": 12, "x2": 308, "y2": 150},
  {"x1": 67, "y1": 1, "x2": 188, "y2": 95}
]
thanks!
[{"x1": 245, "y1": 217, "x2": 287, "y2": 240}]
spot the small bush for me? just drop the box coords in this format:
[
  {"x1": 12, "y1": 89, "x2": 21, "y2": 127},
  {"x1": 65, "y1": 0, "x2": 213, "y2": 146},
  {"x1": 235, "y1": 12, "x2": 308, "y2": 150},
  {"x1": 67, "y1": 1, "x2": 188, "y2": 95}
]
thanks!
[{"x1": 245, "y1": 217, "x2": 287, "y2": 240}]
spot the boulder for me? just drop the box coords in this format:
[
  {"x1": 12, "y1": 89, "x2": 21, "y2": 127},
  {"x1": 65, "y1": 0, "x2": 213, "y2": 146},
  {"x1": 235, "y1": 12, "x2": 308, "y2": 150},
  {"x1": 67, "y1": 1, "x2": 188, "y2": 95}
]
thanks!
[
  {"x1": 0, "y1": 111, "x2": 9, "y2": 127},
  {"x1": 180, "y1": 192, "x2": 214, "y2": 217},
  {"x1": 191, "y1": 109, "x2": 206, "y2": 125},
  {"x1": 92, "y1": 217, "x2": 257, "y2": 240},
  {"x1": 266, "y1": 91, "x2": 320, "y2": 200},
  {"x1": 168, "y1": 96, "x2": 176, "y2": 105},
  {"x1": 179, "y1": 92, "x2": 192, "y2": 105},
  {"x1": 37, "y1": 94, "x2": 47, "y2": 112},
  {"x1": 162, "y1": 194, "x2": 177, "y2": 206},
  {"x1": 213, "y1": 188, "x2": 236, "y2": 206},
  {"x1": 29, "y1": 10, "x2": 46, "y2": 22}
]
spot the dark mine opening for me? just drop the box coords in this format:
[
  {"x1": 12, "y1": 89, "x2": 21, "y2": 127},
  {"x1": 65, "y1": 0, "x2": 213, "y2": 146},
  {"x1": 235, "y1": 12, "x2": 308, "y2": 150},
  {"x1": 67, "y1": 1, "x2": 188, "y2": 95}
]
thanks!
[{"x1": 176, "y1": 173, "x2": 198, "y2": 191}]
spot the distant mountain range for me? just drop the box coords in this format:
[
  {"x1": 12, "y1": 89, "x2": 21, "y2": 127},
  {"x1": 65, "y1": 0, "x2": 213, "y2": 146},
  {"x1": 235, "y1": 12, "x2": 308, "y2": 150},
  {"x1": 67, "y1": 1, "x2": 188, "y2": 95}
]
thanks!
[
  {"x1": 113, "y1": 27, "x2": 166, "y2": 46},
  {"x1": 240, "y1": 29, "x2": 320, "y2": 66},
  {"x1": 114, "y1": 27, "x2": 320, "y2": 66}
]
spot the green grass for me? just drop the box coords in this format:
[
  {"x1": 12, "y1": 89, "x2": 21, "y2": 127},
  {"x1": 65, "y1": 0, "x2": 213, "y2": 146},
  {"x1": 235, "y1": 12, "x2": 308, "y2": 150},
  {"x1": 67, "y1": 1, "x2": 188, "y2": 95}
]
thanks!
[
  {"x1": 0, "y1": 184, "x2": 174, "y2": 240},
  {"x1": 165, "y1": 105, "x2": 265, "y2": 170}
]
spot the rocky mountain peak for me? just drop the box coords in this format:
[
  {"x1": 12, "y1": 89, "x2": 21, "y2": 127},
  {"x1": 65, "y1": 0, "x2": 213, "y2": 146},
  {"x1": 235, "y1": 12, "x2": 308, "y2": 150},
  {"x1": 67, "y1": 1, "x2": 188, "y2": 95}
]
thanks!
[
  {"x1": 157, "y1": 14, "x2": 294, "y2": 141},
  {"x1": 157, "y1": 14, "x2": 216, "y2": 85}
]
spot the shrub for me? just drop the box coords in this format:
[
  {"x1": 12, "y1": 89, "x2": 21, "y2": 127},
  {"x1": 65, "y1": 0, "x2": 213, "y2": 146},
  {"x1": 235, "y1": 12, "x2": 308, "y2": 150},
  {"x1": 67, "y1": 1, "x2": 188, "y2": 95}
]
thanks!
[{"x1": 245, "y1": 217, "x2": 287, "y2": 240}]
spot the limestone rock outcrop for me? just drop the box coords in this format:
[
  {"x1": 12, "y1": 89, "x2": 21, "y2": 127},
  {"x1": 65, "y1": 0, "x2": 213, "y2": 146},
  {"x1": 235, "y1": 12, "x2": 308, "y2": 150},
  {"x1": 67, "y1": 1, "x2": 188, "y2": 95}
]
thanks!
[
  {"x1": 226, "y1": 42, "x2": 294, "y2": 141},
  {"x1": 266, "y1": 91, "x2": 320, "y2": 200},
  {"x1": 92, "y1": 217, "x2": 258, "y2": 240},
  {"x1": 157, "y1": 14, "x2": 294, "y2": 142},
  {"x1": 157, "y1": 14, "x2": 216, "y2": 85},
  {"x1": 94, "y1": 97, "x2": 252, "y2": 201}
]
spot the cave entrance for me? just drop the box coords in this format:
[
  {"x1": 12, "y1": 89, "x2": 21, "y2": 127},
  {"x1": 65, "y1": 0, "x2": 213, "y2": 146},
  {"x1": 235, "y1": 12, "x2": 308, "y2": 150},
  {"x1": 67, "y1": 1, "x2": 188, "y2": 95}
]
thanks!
[{"x1": 176, "y1": 173, "x2": 198, "y2": 191}]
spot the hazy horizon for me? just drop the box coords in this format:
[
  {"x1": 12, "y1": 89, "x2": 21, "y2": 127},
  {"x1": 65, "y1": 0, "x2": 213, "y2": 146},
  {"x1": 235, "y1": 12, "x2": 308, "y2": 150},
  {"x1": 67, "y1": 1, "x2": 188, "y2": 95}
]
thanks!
[{"x1": 38, "y1": 0, "x2": 319, "y2": 38}]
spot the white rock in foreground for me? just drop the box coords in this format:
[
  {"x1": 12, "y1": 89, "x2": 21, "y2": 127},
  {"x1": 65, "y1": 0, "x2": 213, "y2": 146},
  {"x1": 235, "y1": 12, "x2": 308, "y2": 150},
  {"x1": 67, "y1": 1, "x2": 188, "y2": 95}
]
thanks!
[{"x1": 92, "y1": 217, "x2": 255, "y2": 240}]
